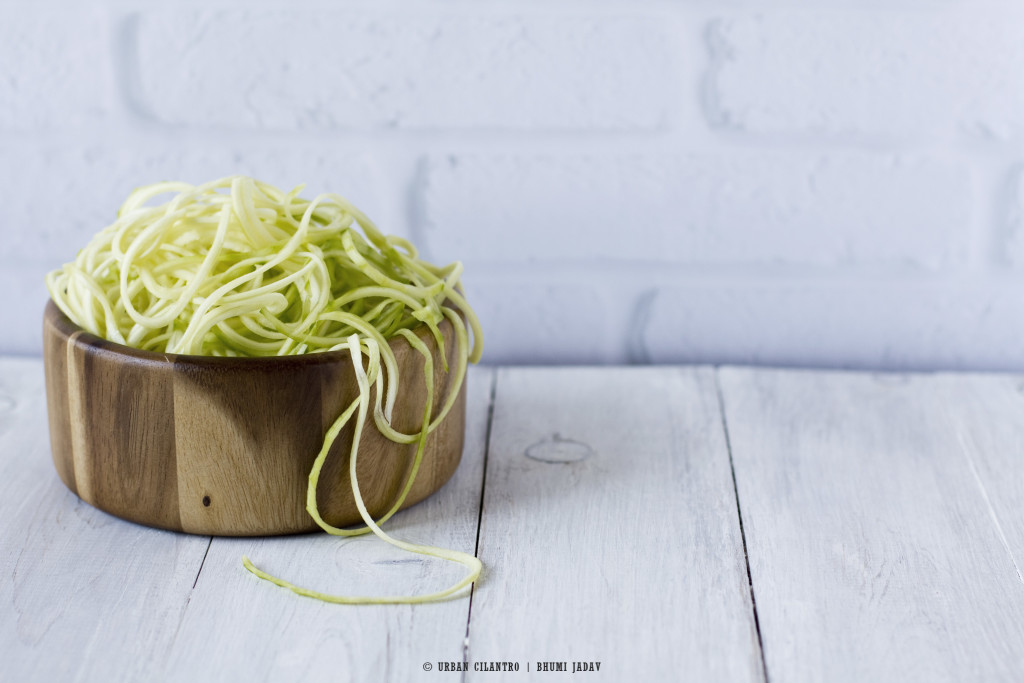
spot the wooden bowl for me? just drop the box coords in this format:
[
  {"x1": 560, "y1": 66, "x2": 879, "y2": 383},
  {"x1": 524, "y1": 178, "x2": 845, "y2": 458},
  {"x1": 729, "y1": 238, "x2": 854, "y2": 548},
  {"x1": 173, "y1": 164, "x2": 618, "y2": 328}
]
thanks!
[{"x1": 41, "y1": 300, "x2": 466, "y2": 536}]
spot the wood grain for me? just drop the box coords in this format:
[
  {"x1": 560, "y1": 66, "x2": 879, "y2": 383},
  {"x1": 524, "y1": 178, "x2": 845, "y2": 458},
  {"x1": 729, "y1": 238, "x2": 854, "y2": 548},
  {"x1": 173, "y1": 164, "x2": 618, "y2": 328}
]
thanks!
[
  {"x1": 41, "y1": 310, "x2": 76, "y2": 496},
  {"x1": 929, "y1": 373, "x2": 1024, "y2": 569},
  {"x1": 719, "y1": 367, "x2": 1024, "y2": 683},
  {"x1": 162, "y1": 367, "x2": 494, "y2": 683},
  {"x1": 0, "y1": 357, "x2": 210, "y2": 682},
  {"x1": 467, "y1": 367, "x2": 763, "y2": 682},
  {"x1": 67, "y1": 328, "x2": 179, "y2": 529},
  {"x1": 16, "y1": 354, "x2": 1024, "y2": 681},
  {"x1": 42, "y1": 300, "x2": 466, "y2": 535}
]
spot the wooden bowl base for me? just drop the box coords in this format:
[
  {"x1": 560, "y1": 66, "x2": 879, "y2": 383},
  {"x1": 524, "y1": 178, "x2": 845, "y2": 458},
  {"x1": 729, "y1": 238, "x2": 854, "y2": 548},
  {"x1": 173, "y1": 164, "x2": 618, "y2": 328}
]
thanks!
[{"x1": 42, "y1": 301, "x2": 466, "y2": 536}]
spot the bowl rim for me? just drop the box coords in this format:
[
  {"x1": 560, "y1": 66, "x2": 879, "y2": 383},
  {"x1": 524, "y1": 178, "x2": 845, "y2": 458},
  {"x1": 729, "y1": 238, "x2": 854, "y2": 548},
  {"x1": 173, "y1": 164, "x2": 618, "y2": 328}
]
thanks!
[{"x1": 44, "y1": 298, "x2": 450, "y2": 369}]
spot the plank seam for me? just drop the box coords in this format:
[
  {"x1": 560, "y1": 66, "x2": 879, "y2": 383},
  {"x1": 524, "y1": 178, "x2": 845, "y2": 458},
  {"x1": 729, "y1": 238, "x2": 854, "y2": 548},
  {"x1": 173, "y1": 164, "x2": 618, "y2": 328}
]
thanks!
[
  {"x1": 462, "y1": 368, "x2": 498, "y2": 682},
  {"x1": 714, "y1": 369, "x2": 770, "y2": 683},
  {"x1": 166, "y1": 535, "x2": 214, "y2": 658},
  {"x1": 192, "y1": 536, "x2": 213, "y2": 590}
]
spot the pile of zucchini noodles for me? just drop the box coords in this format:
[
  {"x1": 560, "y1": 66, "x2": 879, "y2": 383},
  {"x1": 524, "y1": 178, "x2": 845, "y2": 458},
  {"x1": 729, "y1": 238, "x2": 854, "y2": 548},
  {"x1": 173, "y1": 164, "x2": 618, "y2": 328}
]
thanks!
[{"x1": 46, "y1": 176, "x2": 483, "y2": 604}]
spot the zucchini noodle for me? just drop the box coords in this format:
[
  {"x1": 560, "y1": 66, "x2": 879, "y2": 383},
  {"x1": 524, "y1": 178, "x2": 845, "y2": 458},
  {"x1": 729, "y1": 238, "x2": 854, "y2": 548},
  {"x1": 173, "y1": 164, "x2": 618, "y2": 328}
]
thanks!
[{"x1": 46, "y1": 175, "x2": 483, "y2": 604}]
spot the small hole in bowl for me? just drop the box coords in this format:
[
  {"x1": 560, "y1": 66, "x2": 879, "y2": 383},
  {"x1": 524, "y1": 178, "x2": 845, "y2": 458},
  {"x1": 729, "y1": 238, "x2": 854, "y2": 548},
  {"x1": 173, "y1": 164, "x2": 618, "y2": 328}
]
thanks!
[{"x1": 202, "y1": 495, "x2": 211, "y2": 507}]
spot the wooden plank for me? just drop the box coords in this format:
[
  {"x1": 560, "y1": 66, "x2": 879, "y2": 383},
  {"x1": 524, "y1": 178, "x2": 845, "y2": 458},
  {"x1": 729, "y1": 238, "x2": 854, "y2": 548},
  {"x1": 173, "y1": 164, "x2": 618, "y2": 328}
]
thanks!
[
  {"x1": 719, "y1": 367, "x2": 1024, "y2": 683},
  {"x1": 468, "y1": 367, "x2": 762, "y2": 681},
  {"x1": 0, "y1": 357, "x2": 210, "y2": 681},
  {"x1": 932, "y1": 373, "x2": 1024, "y2": 570},
  {"x1": 163, "y1": 366, "x2": 495, "y2": 682}
]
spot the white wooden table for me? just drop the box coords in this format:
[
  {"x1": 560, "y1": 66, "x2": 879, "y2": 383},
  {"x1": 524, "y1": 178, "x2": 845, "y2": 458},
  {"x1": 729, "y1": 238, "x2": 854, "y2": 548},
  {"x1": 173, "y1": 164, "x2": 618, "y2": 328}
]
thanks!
[{"x1": 3, "y1": 358, "x2": 1024, "y2": 682}]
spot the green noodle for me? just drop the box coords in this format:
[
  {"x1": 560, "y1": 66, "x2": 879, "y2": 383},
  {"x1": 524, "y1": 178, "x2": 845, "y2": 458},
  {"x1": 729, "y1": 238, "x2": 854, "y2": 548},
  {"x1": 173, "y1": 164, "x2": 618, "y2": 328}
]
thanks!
[{"x1": 46, "y1": 175, "x2": 483, "y2": 604}]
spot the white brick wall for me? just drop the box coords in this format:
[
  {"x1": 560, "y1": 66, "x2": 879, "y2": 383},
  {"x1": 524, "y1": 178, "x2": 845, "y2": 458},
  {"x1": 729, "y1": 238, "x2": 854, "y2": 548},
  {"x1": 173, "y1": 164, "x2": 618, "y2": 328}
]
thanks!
[
  {"x1": 423, "y1": 153, "x2": 971, "y2": 268},
  {"x1": 642, "y1": 281, "x2": 1024, "y2": 370},
  {"x1": 708, "y1": 11, "x2": 1024, "y2": 139},
  {"x1": 3, "y1": 1, "x2": 1024, "y2": 370},
  {"x1": 134, "y1": 11, "x2": 671, "y2": 130},
  {"x1": 0, "y1": 10, "x2": 112, "y2": 130}
]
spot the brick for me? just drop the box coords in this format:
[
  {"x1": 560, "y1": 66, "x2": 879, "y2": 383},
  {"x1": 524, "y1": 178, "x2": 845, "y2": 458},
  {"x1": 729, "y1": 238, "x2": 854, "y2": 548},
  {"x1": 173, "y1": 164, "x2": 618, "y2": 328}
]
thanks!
[
  {"x1": 465, "y1": 282, "x2": 607, "y2": 364},
  {"x1": 707, "y1": 11, "x2": 1024, "y2": 138},
  {"x1": 421, "y1": 153, "x2": 969, "y2": 269},
  {"x1": 642, "y1": 282, "x2": 1024, "y2": 371},
  {"x1": 0, "y1": 144, "x2": 384, "y2": 264},
  {"x1": 0, "y1": 9, "x2": 111, "y2": 129},
  {"x1": 132, "y1": 11, "x2": 670, "y2": 130},
  {"x1": 1003, "y1": 165, "x2": 1024, "y2": 266}
]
